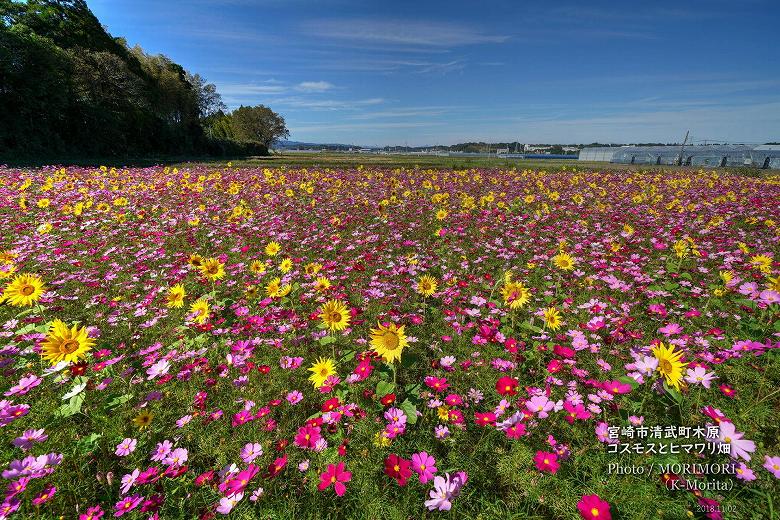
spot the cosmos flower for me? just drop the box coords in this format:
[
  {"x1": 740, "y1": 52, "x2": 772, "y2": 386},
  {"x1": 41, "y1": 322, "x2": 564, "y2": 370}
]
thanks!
[
  {"x1": 411, "y1": 452, "x2": 437, "y2": 483},
  {"x1": 317, "y1": 461, "x2": 352, "y2": 496},
  {"x1": 577, "y1": 494, "x2": 612, "y2": 520}
]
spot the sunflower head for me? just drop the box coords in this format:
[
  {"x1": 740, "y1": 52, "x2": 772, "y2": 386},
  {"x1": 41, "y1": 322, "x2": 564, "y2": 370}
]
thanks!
[
  {"x1": 651, "y1": 342, "x2": 687, "y2": 390},
  {"x1": 199, "y1": 257, "x2": 225, "y2": 281},
  {"x1": 40, "y1": 319, "x2": 94, "y2": 365},
  {"x1": 187, "y1": 254, "x2": 204, "y2": 268},
  {"x1": 416, "y1": 275, "x2": 438, "y2": 297},
  {"x1": 370, "y1": 322, "x2": 409, "y2": 363},
  {"x1": 166, "y1": 284, "x2": 186, "y2": 308},
  {"x1": 501, "y1": 281, "x2": 530, "y2": 309},
  {"x1": 265, "y1": 241, "x2": 281, "y2": 256},
  {"x1": 319, "y1": 299, "x2": 351, "y2": 332},
  {"x1": 133, "y1": 411, "x2": 154, "y2": 430},
  {"x1": 1, "y1": 273, "x2": 46, "y2": 307},
  {"x1": 189, "y1": 298, "x2": 210, "y2": 324},
  {"x1": 543, "y1": 307, "x2": 563, "y2": 331},
  {"x1": 552, "y1": 252, "x2": 576, "y2": 271},
  {"x1": 308, "y1": 357, "x2": 337, "y2": 388}
]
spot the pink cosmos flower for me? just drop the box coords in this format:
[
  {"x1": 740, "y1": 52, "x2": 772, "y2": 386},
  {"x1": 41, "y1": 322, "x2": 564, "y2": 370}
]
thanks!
[
  {"x1": 317, "y1": 461, "x2": 352, "y2": 496},
  {"x1": 533, "y1": 451, "x2": 559, "y2": 474},
  {"x1": 115, "y1": 438, "x2": 137, "y2": 457},
  {"x1": 411, "y1": 452, "x2": 437, "y2": 483},
  {"x1": 716, "y1": 422, "x2": 756, "y2": 461},
  {"x1": 684, "y1": 366, "x2": 717, "y2": 389},
  {"x1": 764, "y1": 455, "x2": 780, "y2": 478},
  {"x1": 240, "y1": 443, "x2": 263, "y2": 464}
]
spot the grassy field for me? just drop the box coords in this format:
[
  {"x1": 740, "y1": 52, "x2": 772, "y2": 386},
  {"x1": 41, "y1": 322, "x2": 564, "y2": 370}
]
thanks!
[{"x1": 0, "y1": 162, "x2": 778, "y2": 519}]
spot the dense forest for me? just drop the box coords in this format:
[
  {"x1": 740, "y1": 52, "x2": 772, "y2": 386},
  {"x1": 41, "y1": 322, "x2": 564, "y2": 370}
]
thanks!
[{"x1": 0, "y1": 0, "x2": 288, "y2": 158}]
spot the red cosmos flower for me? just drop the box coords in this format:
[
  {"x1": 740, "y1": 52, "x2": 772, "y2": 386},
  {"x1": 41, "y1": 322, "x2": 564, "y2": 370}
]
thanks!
[
  {"x1": 384, "y1": 454, "x2": 412, "y2": 486},
  {"x1": 266, "y1": 454, "x2": 288, "y2": 478},
  {"x1": 553, "y1": 344, "x2": 575, "y2": 358},
  {"x1": 577, "y1": 494, "x2": 612, "y2": 520},
  {"x1": 474, "y1": 412, "x2": 496, "y2": 427},
  {"x1": 533, "y1": 451, "x2": 559, "y2": 474},
  {"x1": 380, "y1": 393, "x2": 396, "y2": 406},
  {"x1": 257, "y1": 365, "x2": 271, "y2": 374},
  {"x1": 505, "y1": 422, "x2": 526, "y2": 439},
  {"x1": 495, "y1": 376, "x2": 518, "y2": 396},
  {"x1": 322, "y1": 397, "x2": 341, "y2": 412},
  {"x1": 318, "y1": 461, "x2": 352, "y2": 496}
]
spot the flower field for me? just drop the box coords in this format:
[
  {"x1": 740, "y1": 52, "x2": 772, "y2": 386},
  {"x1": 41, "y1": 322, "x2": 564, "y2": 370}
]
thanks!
[{"x1": 0, "y1": 164, "x2": 779, "y2": 519}]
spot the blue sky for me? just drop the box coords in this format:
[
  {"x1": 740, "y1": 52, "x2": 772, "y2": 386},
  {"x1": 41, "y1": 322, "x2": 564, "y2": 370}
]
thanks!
[{"x1": 89, "y1": 0, "x2": 780, "y2": 146}]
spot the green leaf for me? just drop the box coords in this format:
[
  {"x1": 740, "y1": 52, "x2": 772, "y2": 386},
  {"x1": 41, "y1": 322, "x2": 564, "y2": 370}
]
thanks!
[
  {"x1": 58, "y1": 393, "x2": 85, "y2": 417},
  {"x1": 376, "y1": 381, "x2": 395, "y2": 398},
  {"x1": 104, "y1": 393, "x2": 133, "y2": 411},
  {"x1": 62, "y1": 377, "x2": 88, "y2": 400},
  {"x1": 662, "y1": 381, "x2": 683, "y2": 404},
  {"x1": 399, "y1": 399, "x2": 418, "y2": 424},
  {"x1": 521, "y1": 321, "x2": 542, "y2": 333},
  {"x1": 75, "y1": 433, "x2": 102, "y2": 454},
  {"x1": 618, "y1": 375, "x2": 640, "y2": 391},
  {"x1": 319, "y1": 335, "x2": 336, "y2": 346},
  {"x1": 338, "y1": 349, "x2": 356, "y2": 364}
]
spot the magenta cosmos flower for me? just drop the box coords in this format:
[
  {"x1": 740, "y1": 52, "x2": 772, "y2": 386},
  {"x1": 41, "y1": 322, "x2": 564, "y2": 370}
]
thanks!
[
  {"x1": 317, "y1": 461, "x2": 352, "y2": 496},
  {"x1": 411, "y1": 452, "x2": 438, "y2": 483},
  {"x1": 577, "y1": 494, "x2": 612, "y2": 520},
  {"x1": 533, "y1": 451, "x2": 560, "y2": 474}
]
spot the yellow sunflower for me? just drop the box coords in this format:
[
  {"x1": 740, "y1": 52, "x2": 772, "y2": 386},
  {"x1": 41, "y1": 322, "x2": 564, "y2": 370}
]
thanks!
[
  {"x1": 308, "y1": 357, "x2": 337, "y2": 388},
  {"x1": 314, "y1": 276, "x2": 331, "y2": 293},
  {"x1": 552, "y1": 252, "x2": 576, "y2": 271},
  {"x1": 265, "y1": 241, "x2": 281, "y2": 256},
  {"x1": 279, "y1": 258, "x2": 293, "y2": 274},
  {"x1": 40, "y1": 320, "x2": 94, "y2": 365},
  {"x1": 199, "y1": 257, "x2": 225, "y2": 281},
  {"x1": 750, "y1": 254, "x2": 773, "y2": 274},
  {"x1": 265, "y1": 277, "x2": 281, "y2": 297},
  {"x1": 249, "y1": 260, "x2": 267, "y2": 275},
  {"x1": 542, "y1": 307, "x2": 563, "y2": 331},
  {"x1": 1, "y1": 273, "x2": 46, "y2": 307},
  {"x1": 132, "y1": 411, "x2": 154, "y2": 430},
  {"x1": 304, "y1": 262, "x2": 323, "y2": 275},
  {"x1": 652, "y1": 342, "x2": 687, "y2": 390},
  {"x1": 189, "y1": 298, "x2": 210, "y2": 324},
  {"x1": 416, "y1": 275, "x2": 438, "y2": 297},
  {"x1": 187, "y1": 254, "x2": 204, "y2": 269},
  {"x1": 501, "y1": 281, "x2": 530, "y2": 309},
  {"x1": 166, "y1": 284, "x2": 186, "y2": 308},
  {"x1": 319, "y1": 299, "x2": 351, "y2": 332},
  {"x1": 0, "y1": 263, "x2": 17, "y2": 280},
  {"x1": 370, "y1": 322, "x2": 409, "y2": 363}
]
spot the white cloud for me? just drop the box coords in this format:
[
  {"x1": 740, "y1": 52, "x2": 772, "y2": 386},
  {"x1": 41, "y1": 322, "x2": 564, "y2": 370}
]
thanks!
[
  {"x1": 303, "y1": 18, "x2": 509, "y2": 48},
  {"x1": 295, "y1": 81, "x2": 335, "y2": 92}
]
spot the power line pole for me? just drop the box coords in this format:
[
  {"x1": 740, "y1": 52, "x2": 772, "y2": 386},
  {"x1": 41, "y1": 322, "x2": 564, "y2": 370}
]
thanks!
[{"x1": 678, "y1": 130, "x2": 689, "y2": 166}]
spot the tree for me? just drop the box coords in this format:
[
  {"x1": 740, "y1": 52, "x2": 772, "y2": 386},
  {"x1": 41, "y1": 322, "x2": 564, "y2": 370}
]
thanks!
[
  {"x1": 187, "y1": 73, "x2": 226, "y2": 120},
  {"x1": 230, "y1": 105, "x2": 289, "y2": 147}
]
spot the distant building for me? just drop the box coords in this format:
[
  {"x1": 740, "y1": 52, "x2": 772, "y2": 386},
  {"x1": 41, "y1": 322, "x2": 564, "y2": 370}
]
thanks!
[{"x1": 578, "y1": 145, "x2": 780, "y2": 169}]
